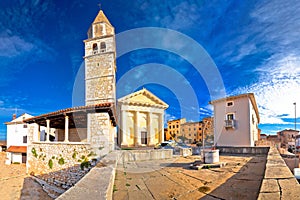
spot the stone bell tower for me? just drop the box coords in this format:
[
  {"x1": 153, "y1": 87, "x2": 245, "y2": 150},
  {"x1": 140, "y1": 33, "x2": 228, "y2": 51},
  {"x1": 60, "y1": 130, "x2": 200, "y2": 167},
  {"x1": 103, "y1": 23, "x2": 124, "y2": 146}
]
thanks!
[
  {"x1": 84, "y1": 10, "x2": 116, "y2": 106},
  {"x1": 84, "y1": 10, "x2": 117, "y2": 156}
]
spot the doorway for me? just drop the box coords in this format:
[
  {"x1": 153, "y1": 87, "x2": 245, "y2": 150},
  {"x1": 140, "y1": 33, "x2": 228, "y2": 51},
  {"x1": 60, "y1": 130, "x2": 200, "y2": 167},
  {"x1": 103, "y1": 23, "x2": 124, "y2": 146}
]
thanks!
[
  {"x1": 141, "y1": 131, "x2": 147, "y2": 144},
  {"x1": 22, "y1": 153, "x2": 26, "y2": 163}
]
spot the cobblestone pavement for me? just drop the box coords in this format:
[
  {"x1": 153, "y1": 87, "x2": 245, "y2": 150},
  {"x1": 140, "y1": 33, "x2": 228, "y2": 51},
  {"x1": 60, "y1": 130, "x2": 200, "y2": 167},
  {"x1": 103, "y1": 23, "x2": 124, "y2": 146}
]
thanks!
[{"x1": 113, "y1": 154, "x2": 267, "y2": 200}]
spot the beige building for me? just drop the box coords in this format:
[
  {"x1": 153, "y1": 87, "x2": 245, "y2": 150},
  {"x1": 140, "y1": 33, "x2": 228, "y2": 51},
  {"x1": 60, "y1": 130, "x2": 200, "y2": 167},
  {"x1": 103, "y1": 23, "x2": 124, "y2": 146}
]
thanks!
[
  {"x1": 209, "y1": 93, "x2": 260, "y2": 147},
  {"x1": 168, "y1": 117, "x2": 213, "y2": 144},
  {"x1": 167, "y1": 118, "x2": 186, "y2": 141},
  {"x1": 277, "y1": 129, "x2": 299, "y2": 148},
  {"x1": 117, "y1": 88, "x2": 168, "y2": 147},
  {"x1": 24, "y1": 10, "x2": 117, "y2": 174}
]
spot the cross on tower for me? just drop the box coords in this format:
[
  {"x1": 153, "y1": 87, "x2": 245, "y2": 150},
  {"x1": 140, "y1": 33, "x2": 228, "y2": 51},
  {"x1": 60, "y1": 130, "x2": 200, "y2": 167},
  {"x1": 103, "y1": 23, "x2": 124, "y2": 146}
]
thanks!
[{"x1": 98, "y1": 2, "x2": 102, "y2": 10}]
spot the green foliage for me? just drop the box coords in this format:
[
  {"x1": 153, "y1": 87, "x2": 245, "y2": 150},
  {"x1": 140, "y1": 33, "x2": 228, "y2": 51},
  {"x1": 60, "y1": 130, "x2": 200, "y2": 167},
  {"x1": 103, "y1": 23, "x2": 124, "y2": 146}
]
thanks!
[
  {"x1": 72, "y1": 152, "x2": 77, "y2": 159},
  {"x1": 87, "y1": 151, "x2": 96, "y2": 157},
  {"x1": 58, "y1": 157, "x2": 65, "y2": 165},
  {"x1": 81, "y1": 155, "x2": 86, "y2": 160},
  {"x1": 13, "y1": 162, "x2": 20, "y2": 164},
  {"x1": 125, "y1": 183, "x2": 130, "y2": 187},
  {"x1": 113, "y1": 185, "x2": 117, "y2": 192},
  {"x1": 48, "y1": 159, "x2": 53, "y2": 169},
  {"x1": 80, "y1": 161, "x2": 91, "y2": 170},
  {"x1": 121, "y1": 147, "x2": 134, "y2": 150},
  {"x1": 31, "y1": 148, "x2": 38, "y2": 158},
  {"x1": 52, "y1": 156, "x2": 55, "y2": 159}
]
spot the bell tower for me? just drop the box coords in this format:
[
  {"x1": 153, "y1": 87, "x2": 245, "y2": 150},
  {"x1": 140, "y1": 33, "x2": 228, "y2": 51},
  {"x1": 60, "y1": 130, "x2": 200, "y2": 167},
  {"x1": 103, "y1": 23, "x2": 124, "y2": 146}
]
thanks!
[{"x1": 84, "y1": 10, "x2": 116, "y2": 106}]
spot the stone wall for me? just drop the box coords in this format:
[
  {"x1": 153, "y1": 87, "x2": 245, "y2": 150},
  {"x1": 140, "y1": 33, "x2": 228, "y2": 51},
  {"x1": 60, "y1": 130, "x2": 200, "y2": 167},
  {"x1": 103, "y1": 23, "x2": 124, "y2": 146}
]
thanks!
[
  {"x1": 121, "y1": 149, "x2": 173, "y2": 162},
  {"x1": 88, "y1": 112, "x2": 115, "y2": 157},
  {"x1": 218, "y1": 146, "x2": 270, "y2": 154},
  {"x1": 258, "y1": 147, "x2": 300, "y2": 199},
  {"x1": 27, "y1": 143, "x2": 96, "y2": 175}
]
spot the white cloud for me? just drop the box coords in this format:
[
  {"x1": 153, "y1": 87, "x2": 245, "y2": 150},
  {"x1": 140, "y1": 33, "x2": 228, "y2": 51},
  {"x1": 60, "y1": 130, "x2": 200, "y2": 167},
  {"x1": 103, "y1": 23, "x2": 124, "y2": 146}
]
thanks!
[
  {"x1": 0, "y1": 31, "x2": 34, "y2": 57},
  {"x1": 233, "y1": 55, "x2": 300, "y2": 124}
]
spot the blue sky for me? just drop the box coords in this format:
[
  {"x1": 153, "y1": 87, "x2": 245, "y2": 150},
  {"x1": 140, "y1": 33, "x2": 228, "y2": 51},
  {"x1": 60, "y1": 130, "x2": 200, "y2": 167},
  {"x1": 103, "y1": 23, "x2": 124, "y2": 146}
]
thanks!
[{"x1": 1, "y1": 0, "x2": 300, "y2": 140}]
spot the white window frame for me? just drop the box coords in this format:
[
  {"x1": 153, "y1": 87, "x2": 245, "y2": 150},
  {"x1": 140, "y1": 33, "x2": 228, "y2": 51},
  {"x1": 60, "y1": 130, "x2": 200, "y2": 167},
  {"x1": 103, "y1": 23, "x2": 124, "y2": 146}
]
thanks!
[{"x1": 226, "y1": 101, "x2": 234, "y2": 107}]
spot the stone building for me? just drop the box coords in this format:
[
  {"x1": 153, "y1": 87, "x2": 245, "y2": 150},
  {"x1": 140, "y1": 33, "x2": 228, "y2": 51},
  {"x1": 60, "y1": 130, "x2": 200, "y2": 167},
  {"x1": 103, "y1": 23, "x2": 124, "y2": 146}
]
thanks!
[
  {"x1": 24, "y1": 10, "x2": 117, "y2": 174},
  {"x1": 277, "y1": 129, "x2": 299, "y2": 148},
  {"x1": 117, "y1": 88, "x2": 168, "y2": 147}
]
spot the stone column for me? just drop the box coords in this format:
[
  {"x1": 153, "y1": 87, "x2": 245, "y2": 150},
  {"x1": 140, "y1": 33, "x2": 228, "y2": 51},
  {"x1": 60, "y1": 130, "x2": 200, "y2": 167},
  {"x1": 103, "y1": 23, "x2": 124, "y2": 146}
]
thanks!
[
  {"x1": 121, "y1": 110, "x2": 128, "y2": 146},
  {"x1": 147, "y1": 112, "x2": 154, "y2": 146},
  {"x1": 46, "y1": 119, "x2": 50, "y2": 142},
  {"x1": 159, "y1": 113, "x2": 164, "y2": 143},
  {"x1": 134, "y1": 111, "x2": 140, "y2": 146},
  {"x1": 64, "y1": 115, "x2": 69, "y2": 142}
]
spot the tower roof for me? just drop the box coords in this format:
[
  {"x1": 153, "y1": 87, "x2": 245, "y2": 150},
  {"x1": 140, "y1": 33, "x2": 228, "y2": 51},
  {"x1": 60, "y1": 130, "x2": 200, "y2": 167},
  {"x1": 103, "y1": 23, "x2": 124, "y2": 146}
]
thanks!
[{"x1": 93, "y1": 10, "x2": 112, "y2": 26}]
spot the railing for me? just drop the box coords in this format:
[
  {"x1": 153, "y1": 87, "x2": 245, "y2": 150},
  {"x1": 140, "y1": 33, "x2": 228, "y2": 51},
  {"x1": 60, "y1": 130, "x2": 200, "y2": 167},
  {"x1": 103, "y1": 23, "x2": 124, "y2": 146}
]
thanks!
[{"x1": 224, "y1": 119, "x2": 235, "y2": 128}]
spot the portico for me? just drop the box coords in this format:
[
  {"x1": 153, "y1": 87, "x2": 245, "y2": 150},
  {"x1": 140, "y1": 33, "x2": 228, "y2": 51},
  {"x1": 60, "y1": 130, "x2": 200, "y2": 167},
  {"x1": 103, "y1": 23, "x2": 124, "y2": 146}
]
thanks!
[{"x1": 118, "y1": 88, "x2": 168, "y2": 147}]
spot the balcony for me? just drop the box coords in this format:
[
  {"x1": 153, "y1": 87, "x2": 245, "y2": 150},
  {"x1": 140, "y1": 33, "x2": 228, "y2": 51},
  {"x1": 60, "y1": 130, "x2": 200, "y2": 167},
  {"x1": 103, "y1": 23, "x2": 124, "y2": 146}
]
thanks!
[{"x1": 224, "y1": 120, "x2": 235, "y2": 128}]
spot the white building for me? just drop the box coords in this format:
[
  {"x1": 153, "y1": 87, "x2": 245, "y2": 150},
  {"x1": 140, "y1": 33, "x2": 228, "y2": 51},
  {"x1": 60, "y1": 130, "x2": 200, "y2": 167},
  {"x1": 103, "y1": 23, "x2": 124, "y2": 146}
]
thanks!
[
  {"x1": 209, "y1": 93, "x2": 260, "y2": 147},
  {"x1": 5, "y1": 113, "x2": 33, "y2": 164},
  {"x1": 117, "y1": 88, "x2": 168, "y2": 147}
]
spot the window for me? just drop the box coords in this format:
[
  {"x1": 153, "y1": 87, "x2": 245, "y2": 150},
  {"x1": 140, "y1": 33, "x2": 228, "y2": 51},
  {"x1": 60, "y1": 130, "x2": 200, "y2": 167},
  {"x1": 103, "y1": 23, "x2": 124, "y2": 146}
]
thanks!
[
  {"x1": 23, "y1": 124, "x2": 27, "y2": 128},
  {"x1": 226, "y1": 113, "x2": 234, "y2": 120},
  {"x1": 173, "y1": 125, "x2": 175, "y2": 128},
  {"x1": 225, "y1": 113, "x2": 235, "y2": 128},
  {"x1": 169, "y1": 126, "x2": 171, "y2": 129},
  {"x1": 92, "y1": 43, "x2": 98, "y2": 54},
  {"x1": 176, "y1": 125, "x2": 179, "y2": 128},
  {"x1": 100, "y1": 42, "x2": 106, "y2": 52},
  {"x1": 23, "y1": 136, "x2": 27, "y2": 143},
  {"x1": 227, "y1": 101, "x2": 233, "y2": 107}
]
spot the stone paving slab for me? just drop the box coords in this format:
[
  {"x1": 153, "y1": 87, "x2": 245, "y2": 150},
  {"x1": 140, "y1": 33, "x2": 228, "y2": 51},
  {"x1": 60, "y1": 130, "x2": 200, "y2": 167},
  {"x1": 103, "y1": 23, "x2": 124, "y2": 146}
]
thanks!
[
  {"x1": 260, "y1": 179, "x2": 280, "y2": 193},
  {"x1": 113, "y1": 155, "x2": 267, "y2": 200},
  {"x1": 257, "y1": 192, "x2": 281, "y2": 200},
  {"x1": 264, "y1": 166, "x2": 294, "y2": 179}
]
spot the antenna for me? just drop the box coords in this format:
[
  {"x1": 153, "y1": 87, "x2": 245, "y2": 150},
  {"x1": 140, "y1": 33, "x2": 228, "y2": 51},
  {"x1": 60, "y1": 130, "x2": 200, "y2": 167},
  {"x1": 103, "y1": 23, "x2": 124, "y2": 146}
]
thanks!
[{"x1": 98, "y1": 2, "x2": 102, "y2": 10}]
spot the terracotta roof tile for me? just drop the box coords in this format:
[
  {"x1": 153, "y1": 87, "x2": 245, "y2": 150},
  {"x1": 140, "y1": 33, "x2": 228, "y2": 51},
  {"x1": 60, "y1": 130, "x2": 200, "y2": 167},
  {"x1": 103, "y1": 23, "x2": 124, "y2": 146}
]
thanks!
[{"x1": 7, "y1": 146, "x2": 27, "y2": 153}]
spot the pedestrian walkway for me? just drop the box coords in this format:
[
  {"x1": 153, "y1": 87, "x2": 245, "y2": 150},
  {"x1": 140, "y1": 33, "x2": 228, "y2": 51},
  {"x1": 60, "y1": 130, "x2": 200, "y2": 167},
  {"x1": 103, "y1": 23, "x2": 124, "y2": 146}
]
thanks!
[{"x1": 113, "y1": 154, "x2": 267, "y2": 200}]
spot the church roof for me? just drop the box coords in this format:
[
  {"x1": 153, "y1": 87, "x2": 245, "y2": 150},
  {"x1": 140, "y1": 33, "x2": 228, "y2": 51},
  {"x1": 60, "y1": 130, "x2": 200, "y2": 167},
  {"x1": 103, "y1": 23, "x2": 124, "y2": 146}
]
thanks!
[
  {"x1": 118, "y1": 88, "x2": 169, "y2": 109},
  {"x1": 92, "y1": 10, "x2": 112, "y2": 26},
  {"x1": 24, "y1": 103, "x2": 116, "y2": 128}
]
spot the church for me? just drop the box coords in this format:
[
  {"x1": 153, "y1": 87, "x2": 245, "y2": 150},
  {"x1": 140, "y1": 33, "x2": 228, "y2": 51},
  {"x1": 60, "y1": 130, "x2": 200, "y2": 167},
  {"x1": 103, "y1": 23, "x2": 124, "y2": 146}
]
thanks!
[{"x1": 23, "y1": 9, "x2": 168, "y2": 174}]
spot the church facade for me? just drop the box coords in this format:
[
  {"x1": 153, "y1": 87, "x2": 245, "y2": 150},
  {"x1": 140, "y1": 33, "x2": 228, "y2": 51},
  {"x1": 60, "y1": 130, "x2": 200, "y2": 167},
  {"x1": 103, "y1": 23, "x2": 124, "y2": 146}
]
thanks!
[{"x1": 117, "y1": 88, "x2": 168, "y2": 147}]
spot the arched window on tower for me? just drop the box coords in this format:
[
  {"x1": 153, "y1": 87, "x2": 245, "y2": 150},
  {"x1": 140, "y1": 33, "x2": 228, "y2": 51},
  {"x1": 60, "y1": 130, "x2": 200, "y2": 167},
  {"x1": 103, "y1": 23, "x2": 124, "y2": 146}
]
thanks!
[
  {"x1": 92, "y1": 43, "x2": 98, "y2": 54},
  {"x1": 100, "y1": 42, "x2": 106, "y2": 53}
]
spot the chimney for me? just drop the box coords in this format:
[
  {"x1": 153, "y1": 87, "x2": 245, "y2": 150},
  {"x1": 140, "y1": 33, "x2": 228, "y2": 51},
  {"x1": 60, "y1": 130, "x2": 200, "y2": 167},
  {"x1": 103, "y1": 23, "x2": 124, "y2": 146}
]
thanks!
[{"x1": 12, "y1": 114, "x2": 16, "y2": 120}]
